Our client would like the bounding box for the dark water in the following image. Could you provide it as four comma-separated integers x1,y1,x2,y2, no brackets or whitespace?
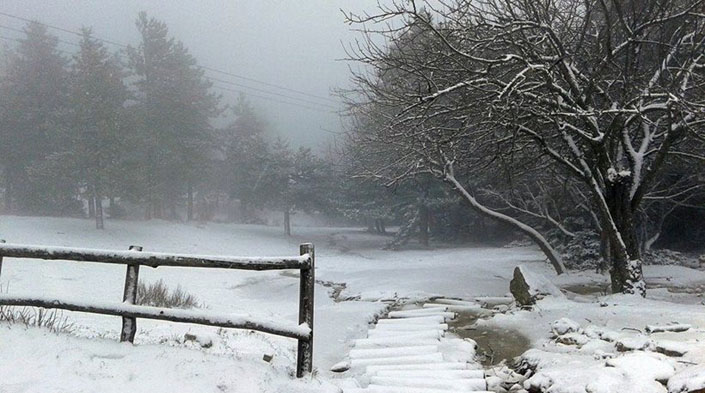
448,311,531,366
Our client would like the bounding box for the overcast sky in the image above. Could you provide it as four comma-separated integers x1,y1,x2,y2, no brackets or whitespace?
0,0,382,150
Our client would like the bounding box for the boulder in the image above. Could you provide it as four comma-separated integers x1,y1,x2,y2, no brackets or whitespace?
667,364,705,393
551,318,581,336
510,265,564,306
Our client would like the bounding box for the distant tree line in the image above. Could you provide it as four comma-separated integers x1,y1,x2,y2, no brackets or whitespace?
0,13,334,233
0,12,510,242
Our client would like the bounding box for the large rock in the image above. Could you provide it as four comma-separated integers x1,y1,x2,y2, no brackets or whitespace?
510,265,564,306
668,364,705,393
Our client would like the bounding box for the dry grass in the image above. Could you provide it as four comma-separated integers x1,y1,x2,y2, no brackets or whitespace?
136,280,200,309
0,283,74,333
0,306,75,333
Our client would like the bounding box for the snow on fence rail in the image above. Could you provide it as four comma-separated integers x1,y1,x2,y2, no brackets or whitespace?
0,241,315,377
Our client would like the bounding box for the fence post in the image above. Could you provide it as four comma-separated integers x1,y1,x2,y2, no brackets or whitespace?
120,245,142,343
0,240,5,282
296,243,315,377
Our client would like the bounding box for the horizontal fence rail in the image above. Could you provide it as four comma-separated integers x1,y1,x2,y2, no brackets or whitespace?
0,242,315,377
0,295,311,340
0,243,311,270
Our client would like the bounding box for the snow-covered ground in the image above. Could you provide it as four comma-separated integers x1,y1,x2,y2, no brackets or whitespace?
0,216,704,392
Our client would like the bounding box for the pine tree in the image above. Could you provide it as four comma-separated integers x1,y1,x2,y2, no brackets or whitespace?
0,22,70,213
220,96,270,221
66,28,129,229
127,12,220,220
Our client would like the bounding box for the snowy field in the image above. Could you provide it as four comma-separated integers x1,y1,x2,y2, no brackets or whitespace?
0,216,704,392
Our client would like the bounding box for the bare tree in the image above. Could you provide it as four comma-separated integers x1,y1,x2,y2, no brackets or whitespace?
344,0,705,294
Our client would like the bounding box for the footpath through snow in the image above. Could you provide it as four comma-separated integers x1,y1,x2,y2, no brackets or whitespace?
331,299,493,393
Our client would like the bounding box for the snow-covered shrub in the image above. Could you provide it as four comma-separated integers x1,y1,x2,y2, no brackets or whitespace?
553,229,695,270
136,280,200,309
554,230,603,270
643,249,693,267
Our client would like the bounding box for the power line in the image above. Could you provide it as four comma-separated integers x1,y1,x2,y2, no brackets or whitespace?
0,11,126,48
210,84,336,113
0,10,340,105
0,24,80,47
200,65,339,104
0,32,338,113
206,75,338,110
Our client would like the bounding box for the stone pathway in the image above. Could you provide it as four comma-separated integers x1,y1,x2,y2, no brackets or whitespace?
335,298,493,393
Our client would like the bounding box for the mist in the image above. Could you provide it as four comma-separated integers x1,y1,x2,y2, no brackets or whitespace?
1,0,380,148
2,1,705,392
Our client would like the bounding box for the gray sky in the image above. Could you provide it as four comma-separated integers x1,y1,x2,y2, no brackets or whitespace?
0,0,381,150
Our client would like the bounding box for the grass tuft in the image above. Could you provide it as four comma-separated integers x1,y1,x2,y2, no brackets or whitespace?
0,305,75,333
136,280,200,309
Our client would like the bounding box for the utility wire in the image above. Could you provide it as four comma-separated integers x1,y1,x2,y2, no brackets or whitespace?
207,75,338,110
0,24,80,47
0,33,338,113
0,10,340,104
0,34,333,114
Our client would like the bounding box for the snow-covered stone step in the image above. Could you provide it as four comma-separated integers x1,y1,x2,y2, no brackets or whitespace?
349,345,439,360
367,328,446,338
431,298,480,307
377,315,447,324
336,303,486,393
365,362,475,374
354,336,440,349
367,330,446,338
388,309,455,319
374,369,485,379
371,323,449,331
423,303,482,313
360,330,443,341
348,352,445,367
370,376,487,391
346,386,491,393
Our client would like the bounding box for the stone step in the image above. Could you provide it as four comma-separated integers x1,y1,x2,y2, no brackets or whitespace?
349,345,439,360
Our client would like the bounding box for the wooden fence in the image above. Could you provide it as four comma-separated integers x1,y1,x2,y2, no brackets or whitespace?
0,242,315,377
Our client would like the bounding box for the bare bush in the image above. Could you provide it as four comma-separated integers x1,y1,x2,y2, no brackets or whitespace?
136,280,200,309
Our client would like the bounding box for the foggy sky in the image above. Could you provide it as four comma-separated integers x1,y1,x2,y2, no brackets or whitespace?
0,0,381,150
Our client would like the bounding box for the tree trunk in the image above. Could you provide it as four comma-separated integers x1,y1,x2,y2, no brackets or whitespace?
153,199,162,220
367,218,375,233
419,204,429,246
95,196,104,230
187,182,194,221
109,197,115,217
4,176,12,213
88,195,96,218
445,173,566,275
598,227,610,274
284,209,291,236
603,180,645,296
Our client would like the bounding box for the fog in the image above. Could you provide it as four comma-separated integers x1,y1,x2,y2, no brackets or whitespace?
1,0,379,149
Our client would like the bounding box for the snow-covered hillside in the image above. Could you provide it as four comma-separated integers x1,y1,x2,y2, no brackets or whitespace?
0,216,546,392
1,216,704,392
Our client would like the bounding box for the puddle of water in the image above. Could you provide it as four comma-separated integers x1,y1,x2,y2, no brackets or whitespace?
448,311,531,367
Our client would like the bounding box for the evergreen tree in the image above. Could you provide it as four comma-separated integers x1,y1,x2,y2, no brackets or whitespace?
66,28,129,228
219,96,271,221
0,22,70,213
127,12,220,220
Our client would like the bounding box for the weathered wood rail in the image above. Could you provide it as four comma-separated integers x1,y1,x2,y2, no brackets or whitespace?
0,242,315,377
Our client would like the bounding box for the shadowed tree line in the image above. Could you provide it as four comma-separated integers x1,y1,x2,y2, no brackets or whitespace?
340,0,705,294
